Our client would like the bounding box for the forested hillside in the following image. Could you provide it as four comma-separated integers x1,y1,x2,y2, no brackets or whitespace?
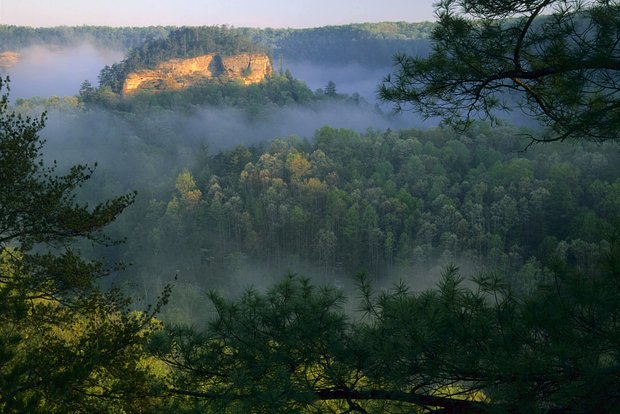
108,124,620,312
1,23,432,101
245,22,432,65
2,0,620,412
0,25,172,51
98,27,268,93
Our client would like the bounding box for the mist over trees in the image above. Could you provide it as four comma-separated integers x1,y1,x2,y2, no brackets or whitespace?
0,25,171,51
1,22,433,102
114,125,620,302
0,22,432,65
1,1,620,412
0,78,166,412
243,22,433,66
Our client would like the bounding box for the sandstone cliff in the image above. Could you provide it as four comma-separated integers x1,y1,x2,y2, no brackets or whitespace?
0,51,20,69
122,53,272,94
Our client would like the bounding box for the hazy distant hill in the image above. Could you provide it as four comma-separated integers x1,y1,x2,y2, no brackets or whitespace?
0,22,432,65
0,23,433,100
0,25,172,51
246,22,433,66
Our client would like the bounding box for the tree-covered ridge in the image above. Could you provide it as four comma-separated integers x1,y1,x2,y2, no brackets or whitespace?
118,124,620,303
3,1,620,410
0,22,433,53
97,27,268,94
0,25,172,52
0,22,432,76
244,22,432,66
124,26,267,67
136,123,620,413
4,82,620,411
74,70,361,115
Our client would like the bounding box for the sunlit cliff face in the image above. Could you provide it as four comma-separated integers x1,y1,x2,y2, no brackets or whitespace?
0,51,20,70
122,53,272,94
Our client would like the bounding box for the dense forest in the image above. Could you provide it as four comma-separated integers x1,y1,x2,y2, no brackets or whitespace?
80,72,367,114
99,123,618,321
2,0,620,412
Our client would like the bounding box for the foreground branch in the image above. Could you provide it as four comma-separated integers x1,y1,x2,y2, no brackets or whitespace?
169,387,492,413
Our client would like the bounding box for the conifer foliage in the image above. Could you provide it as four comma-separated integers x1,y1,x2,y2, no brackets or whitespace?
0,78,162,413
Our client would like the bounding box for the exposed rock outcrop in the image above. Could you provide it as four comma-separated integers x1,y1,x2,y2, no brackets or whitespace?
122,53,272,94
0,52,20,69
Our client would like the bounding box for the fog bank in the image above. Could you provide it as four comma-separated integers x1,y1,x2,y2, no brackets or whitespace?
4,44,123,98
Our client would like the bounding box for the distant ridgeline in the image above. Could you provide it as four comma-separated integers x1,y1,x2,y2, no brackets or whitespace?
245,22,433,67
98,27,271,94
0,22,432,68
0,25,172,52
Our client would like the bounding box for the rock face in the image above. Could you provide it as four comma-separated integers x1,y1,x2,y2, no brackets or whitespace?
122,53,272,94
0,51,20,70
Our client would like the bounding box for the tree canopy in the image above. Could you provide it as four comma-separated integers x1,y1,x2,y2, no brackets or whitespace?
151,255,620,413
0,78,165,412
380,0,620,143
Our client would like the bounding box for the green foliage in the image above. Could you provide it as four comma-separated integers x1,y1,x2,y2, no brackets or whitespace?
243,22,433,67
324,80,337,97
380,0,620,142
14,95,81,114
5,12,620,413
0,78,163,412
90,72,319,113
78,80,95,103
124,123,620,285
152,244,620,412
0,22,434,68
152,274,353,412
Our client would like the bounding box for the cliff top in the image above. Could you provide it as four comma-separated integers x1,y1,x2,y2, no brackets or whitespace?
0,51,20,69
99,27,269,93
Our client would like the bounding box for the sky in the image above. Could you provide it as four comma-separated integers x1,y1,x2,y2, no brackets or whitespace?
0,0,437,28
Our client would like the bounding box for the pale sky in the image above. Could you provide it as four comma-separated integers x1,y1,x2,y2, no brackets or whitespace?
0,0,437,28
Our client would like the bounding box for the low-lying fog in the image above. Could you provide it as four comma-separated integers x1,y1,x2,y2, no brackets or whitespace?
40,101,424,193
5,43,394,101
2,43,432,177
3,43,482,320
5,44,124,98
284,60,393,102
